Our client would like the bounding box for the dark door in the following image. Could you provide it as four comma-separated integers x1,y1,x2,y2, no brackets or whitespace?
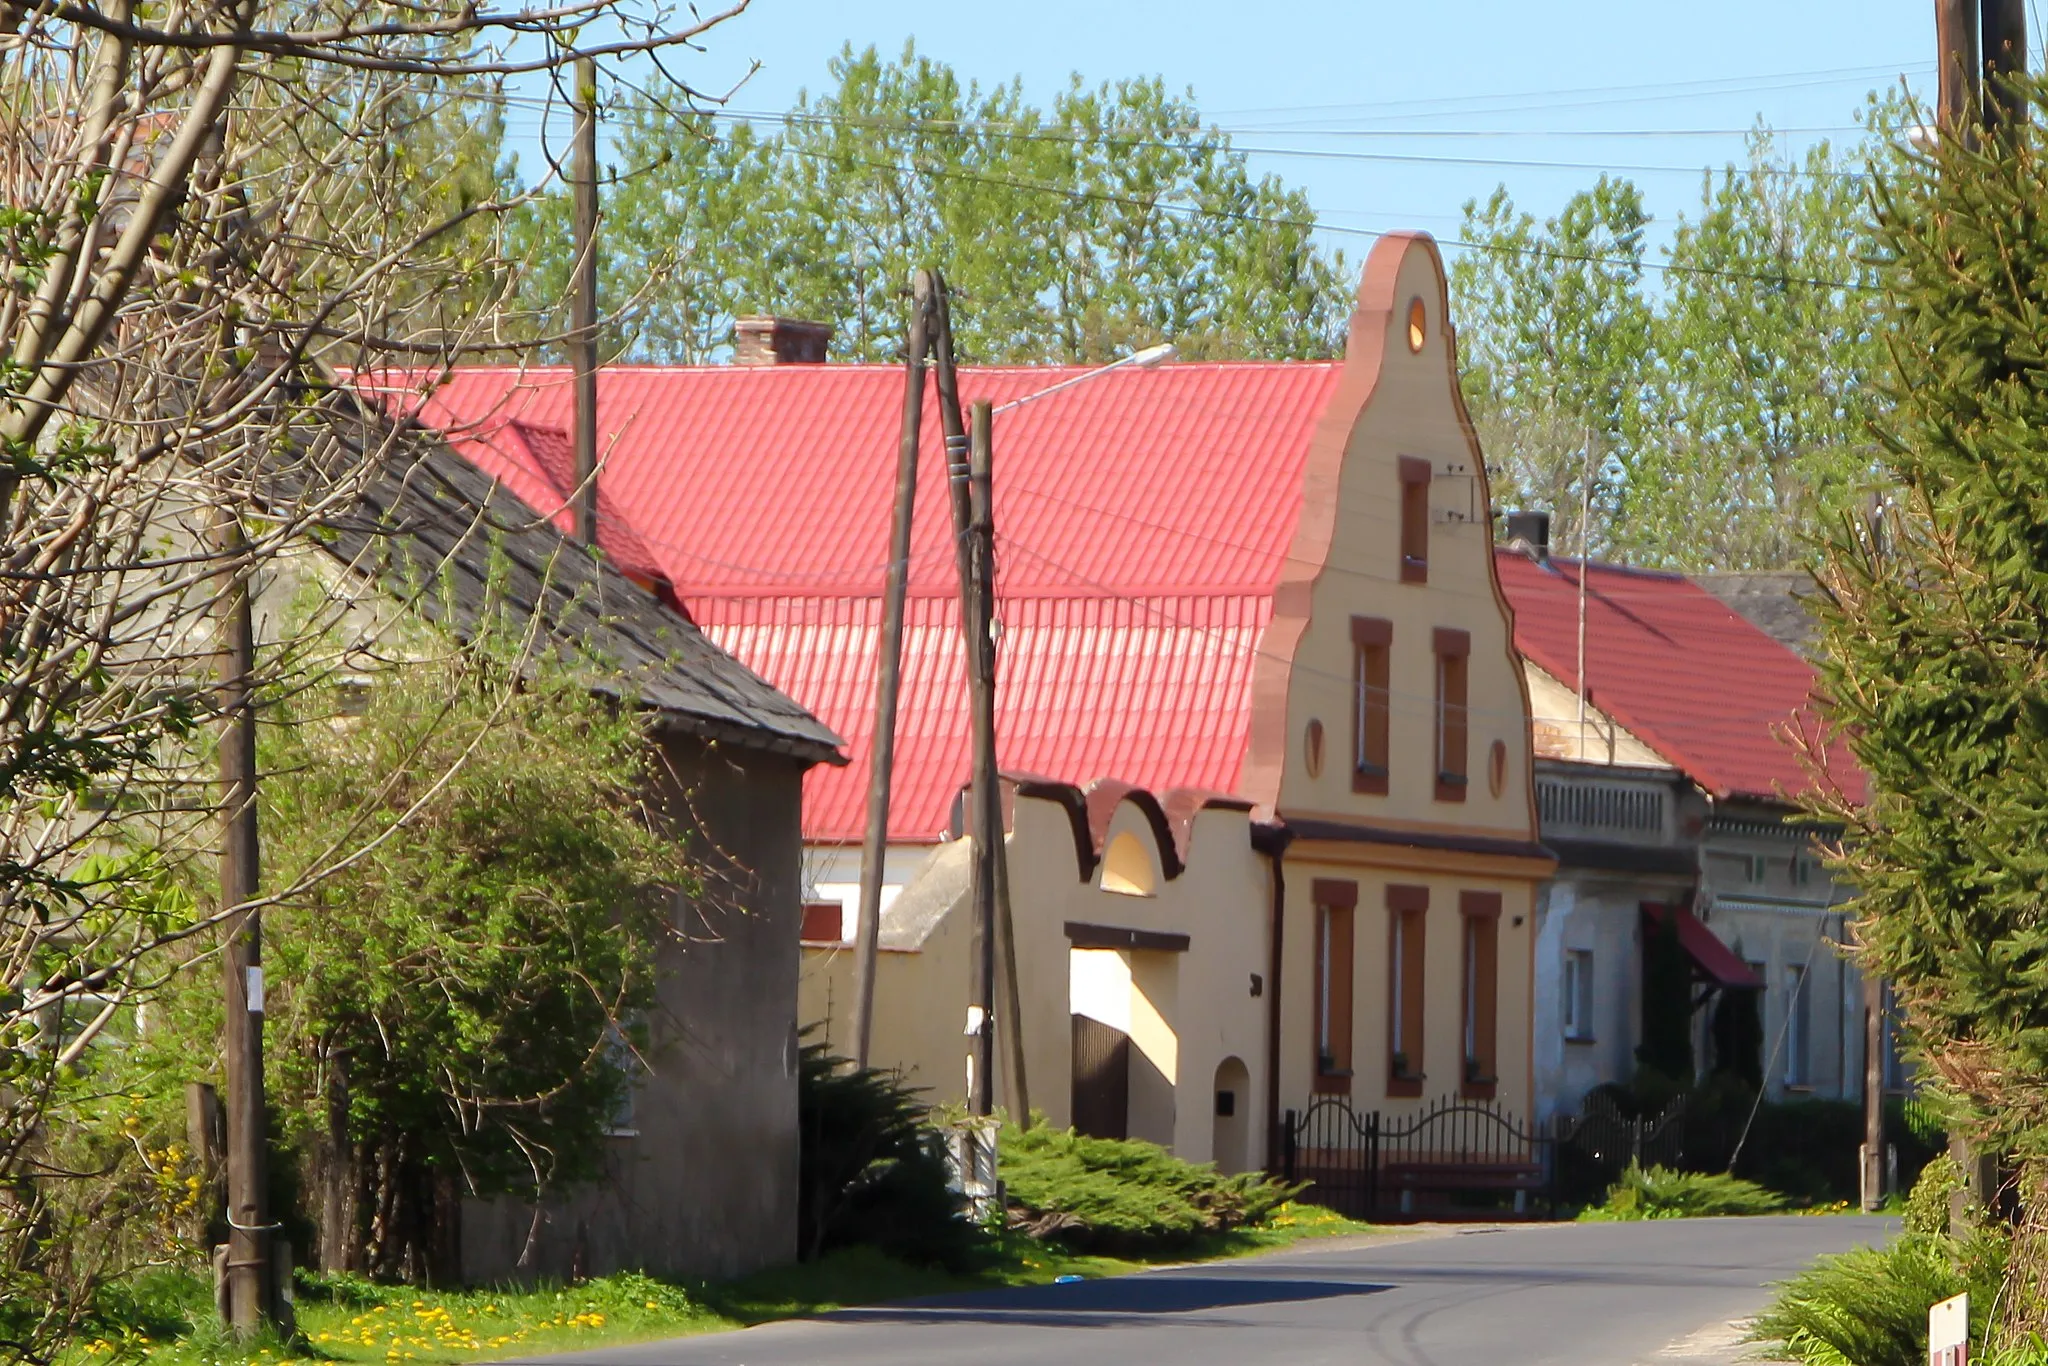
1071,1014,1130,1140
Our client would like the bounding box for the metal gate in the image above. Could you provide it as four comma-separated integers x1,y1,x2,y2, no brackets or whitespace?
1280,1096,1553,1220
1070,1015,1130,1140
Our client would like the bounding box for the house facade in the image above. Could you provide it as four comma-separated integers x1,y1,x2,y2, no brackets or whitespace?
1493,525,1872,1121
283,435,842,1282
407,232,1551,1175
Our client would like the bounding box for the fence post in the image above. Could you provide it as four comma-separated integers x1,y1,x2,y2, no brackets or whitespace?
1366,1111,1381,1219
1282,1109,1298,1183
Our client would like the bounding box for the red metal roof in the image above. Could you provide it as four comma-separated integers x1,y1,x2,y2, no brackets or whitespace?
378,363,1340,839
1495,551,1863,806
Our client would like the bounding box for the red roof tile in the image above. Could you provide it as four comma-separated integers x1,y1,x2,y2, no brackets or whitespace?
378,363,1339,839
1495,551,1862,806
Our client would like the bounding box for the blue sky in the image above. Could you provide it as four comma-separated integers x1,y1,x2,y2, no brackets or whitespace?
508,1,1955,265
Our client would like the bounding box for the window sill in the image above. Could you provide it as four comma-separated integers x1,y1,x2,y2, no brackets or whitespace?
1352,764,1389,796
1401,557,1428,585
1784,1083,1816,1094
604,1128,641,1139
1564,1033,1598,1046
1434,777,1468,804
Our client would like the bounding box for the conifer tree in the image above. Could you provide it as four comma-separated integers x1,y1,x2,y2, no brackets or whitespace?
1811,77,2048,1320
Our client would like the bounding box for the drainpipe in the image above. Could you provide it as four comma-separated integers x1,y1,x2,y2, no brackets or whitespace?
1254,821,1293,1175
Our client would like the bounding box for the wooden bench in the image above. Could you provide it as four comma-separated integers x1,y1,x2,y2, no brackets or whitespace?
1382,1160,1548,1217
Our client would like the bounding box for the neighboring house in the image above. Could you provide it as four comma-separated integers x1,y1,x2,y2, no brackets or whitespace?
403,232,1554,1173
1492,518,1870,1121
278,428,842,1281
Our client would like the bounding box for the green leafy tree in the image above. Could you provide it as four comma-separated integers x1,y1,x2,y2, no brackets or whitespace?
1451,177,1653,559
512,42,1352,363
1811,77,2048,1323
1619,128,1887,568
119,626,693,1285
1452,114,1893,569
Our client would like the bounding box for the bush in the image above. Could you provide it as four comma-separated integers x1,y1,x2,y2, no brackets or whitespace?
1580,1164,1788,1221
797,1041,983,1270
1749,1235,1993,1366
998,1124,1299,1256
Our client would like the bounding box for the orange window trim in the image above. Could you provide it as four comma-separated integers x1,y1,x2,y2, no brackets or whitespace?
1399,456,1431,584
1351,616,1392,795
1433,627,1471,804
1312,878,1358,1094
1386,883,1428,1099
1460,891,1502,1100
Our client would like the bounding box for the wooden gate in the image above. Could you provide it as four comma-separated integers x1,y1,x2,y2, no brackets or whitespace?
1070,1015,1129,1139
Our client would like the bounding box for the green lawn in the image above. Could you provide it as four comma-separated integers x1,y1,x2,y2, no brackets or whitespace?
92,1202,1369,1366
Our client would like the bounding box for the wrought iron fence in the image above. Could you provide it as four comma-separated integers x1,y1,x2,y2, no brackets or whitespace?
1279,1092,1720,1219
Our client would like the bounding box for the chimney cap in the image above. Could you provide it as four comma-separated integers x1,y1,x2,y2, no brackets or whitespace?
734,315,833,366
1502,509,1551,564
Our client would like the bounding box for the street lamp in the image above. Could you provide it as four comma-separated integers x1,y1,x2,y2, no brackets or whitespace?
990,343,1178,416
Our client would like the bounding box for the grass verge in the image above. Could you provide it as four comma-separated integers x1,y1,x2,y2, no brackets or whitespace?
86,1202,1368,1366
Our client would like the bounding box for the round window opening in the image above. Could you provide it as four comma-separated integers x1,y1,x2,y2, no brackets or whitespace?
1488,739,1509,798
1304,718,1325,779
1406,297,1427,352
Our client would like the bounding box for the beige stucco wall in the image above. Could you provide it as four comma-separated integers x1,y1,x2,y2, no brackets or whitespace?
1256,234,1549,1126
1275,858,1538,1121
1524,663,1673,767
802,793,1272,1168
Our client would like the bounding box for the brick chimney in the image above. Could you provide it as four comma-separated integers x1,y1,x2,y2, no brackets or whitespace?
733,316,833,366
1502,509,1551,563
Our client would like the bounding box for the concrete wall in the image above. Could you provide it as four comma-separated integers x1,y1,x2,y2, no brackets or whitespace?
463,734,809,1283
800,792,1273,1168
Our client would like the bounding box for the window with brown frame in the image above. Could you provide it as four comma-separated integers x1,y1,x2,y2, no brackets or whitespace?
1399,456,1431,583
1460,891,1501,1099
1386,884,1428,1098
799,902,844,943
1312,879,1357,1093
1433,627,1470,803
1351,616,1391,795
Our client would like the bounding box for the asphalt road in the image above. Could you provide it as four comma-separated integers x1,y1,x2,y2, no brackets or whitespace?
524,1215,1895,1366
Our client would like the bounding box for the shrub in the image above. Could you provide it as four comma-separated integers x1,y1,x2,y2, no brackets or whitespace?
1579,1164,1788,1221
797,1041,983,1270
1905,1154,1966,1237
1749,1235,1993,1366
998,1124,1300,1256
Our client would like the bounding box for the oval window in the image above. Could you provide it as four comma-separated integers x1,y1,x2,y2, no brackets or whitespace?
1488,739,1509,798
1304,718,1325,779
1407,297,1427,352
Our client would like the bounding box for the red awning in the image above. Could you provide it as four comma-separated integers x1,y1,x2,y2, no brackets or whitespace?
1642,903,1763,990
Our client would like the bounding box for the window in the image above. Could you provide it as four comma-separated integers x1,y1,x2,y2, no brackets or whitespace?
1433,628,1471,803
1399,456,1431,583
1351,617,1392,795
1100,831,1157,896
1312,880,1357,1093
1563,949,1595,1041
603,1023,643,1137
800,902,845,943
1792,853,1815,887
1785,963,1811,1088
1387,884,1428,1097
1460,892,1501,1099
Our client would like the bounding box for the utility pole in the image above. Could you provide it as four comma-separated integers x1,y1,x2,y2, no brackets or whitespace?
214,506,271,1333
1862,973,1886,1211
850,272,933,1068
1937,0,1979,137
928,280,1028,1122
569,54,600,546
1981,0,2027,139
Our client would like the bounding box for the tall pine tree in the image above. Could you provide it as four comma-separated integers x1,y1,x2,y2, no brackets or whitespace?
1812,76,2048,1323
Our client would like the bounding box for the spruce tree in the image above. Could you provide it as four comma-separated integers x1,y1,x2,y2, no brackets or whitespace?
1811,78,2048,1319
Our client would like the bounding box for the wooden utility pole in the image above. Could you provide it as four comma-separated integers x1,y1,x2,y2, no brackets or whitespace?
569,55,600,545
214,507,272,1333
1937,0,1980,136
1981,0,2028,138
928,281,1028,1122
1862,973,1886,1211
850,271,933,1068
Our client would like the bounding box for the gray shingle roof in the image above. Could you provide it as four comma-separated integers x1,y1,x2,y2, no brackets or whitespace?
1693,571,1819,660
313,427,843,765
